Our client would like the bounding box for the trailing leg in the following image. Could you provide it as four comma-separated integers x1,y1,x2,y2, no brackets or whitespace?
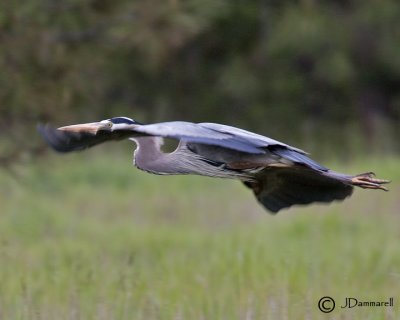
351,172,390,191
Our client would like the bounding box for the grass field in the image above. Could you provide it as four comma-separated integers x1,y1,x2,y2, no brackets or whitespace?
0,149,399,319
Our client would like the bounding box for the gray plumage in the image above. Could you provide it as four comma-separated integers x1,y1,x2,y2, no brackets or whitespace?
38,117,390,214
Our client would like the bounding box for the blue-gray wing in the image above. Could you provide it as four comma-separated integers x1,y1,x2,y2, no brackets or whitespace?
132,121,266,154
137,122,327,171
199,123,307,154
39,121,266,154
199,122,327,171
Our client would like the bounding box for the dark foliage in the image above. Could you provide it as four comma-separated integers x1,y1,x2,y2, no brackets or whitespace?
1,0,399,166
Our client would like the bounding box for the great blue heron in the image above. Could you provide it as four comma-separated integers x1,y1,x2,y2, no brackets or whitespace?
38,117,390,213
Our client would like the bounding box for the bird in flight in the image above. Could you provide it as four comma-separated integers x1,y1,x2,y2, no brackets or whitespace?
38,117,390,214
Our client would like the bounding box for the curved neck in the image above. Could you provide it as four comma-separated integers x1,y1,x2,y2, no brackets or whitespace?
133,136,164,160
132,137,183,174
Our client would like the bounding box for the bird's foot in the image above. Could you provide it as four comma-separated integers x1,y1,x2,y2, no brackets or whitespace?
351,172,390,191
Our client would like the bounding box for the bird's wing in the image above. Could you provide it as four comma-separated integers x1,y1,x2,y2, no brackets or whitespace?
199,123,327,171
244,166,353,214
131,121,266,154
37,125,134,153
38,121,317,162
199,123,307,154
39,121,266,154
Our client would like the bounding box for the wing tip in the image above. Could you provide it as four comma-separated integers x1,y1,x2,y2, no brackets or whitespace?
257,186,353,214
37,124,80,153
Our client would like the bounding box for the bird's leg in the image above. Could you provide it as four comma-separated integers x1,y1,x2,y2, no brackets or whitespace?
351,172,390,191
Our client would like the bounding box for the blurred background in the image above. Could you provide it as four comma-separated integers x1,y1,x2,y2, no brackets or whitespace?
0,1,399,319
1,0,399,166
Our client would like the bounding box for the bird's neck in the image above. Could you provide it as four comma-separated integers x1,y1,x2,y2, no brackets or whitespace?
132,136,178,175
133,136,164,160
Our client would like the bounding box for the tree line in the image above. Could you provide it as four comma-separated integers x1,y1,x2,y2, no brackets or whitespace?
1,0,399,167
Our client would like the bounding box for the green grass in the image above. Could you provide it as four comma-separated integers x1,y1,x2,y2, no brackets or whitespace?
0,150,399,319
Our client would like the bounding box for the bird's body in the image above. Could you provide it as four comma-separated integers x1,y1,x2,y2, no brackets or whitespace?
38,117,389,213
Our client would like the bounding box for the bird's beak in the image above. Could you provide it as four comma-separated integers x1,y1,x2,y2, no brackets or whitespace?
58,122,108,134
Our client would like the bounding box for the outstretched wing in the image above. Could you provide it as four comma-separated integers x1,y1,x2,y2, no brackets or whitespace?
199,123,307,154
244,166,353,214
39,121,319,171
39,121,270,154
198,122,327,171
132,121,266,154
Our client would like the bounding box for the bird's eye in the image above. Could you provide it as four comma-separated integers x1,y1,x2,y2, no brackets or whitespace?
101,121,113,128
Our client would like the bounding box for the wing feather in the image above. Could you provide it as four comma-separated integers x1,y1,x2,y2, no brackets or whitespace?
37,125,133,153
199,123,307,154
269,146,328,171
244,166,353,214
125,121,266,154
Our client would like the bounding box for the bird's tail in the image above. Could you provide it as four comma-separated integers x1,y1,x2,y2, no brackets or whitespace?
324,171,390,191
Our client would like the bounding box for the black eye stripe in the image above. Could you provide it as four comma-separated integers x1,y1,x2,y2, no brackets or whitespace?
109,117,141,125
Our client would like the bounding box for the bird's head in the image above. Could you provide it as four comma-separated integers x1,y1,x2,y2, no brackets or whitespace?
58,116,143,134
